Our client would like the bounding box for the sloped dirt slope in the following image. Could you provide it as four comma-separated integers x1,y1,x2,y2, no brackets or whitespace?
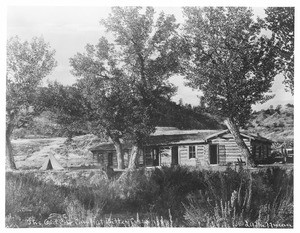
12,135,103,170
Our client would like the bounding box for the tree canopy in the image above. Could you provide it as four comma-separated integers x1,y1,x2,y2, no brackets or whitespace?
181,7,277,126
181,7,278,166
68,7,181,169
264,7,294,94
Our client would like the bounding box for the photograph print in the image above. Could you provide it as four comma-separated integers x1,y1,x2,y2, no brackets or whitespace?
5,5,294,228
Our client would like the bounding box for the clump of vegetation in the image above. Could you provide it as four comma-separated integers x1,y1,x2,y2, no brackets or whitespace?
5,166,293,228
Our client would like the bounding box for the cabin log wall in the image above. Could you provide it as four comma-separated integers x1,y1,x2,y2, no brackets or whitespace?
91,132,272,168
178,145,197,166
210,137,251,164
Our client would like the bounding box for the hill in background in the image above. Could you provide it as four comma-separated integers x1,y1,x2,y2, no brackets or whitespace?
12,100,224,140
154,100,224,130
12,101,293,144
245,104,294,143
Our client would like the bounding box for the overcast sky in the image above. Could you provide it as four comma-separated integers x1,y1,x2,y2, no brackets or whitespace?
7,6,294,110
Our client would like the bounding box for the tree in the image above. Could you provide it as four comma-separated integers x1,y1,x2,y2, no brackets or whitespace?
66,37,124,169
181,7,278,166
69,7,180,169
101,7,180,168
6,36,57,170
264,7,294,94
70,36,160,169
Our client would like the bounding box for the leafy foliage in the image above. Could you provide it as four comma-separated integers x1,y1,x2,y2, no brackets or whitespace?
7,36,57,114
181,7,277,126
66,7,182,168
70,7,181,145
70,39,144,142
264,7,294,94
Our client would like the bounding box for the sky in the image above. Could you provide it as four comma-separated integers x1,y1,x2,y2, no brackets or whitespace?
6,5,294,111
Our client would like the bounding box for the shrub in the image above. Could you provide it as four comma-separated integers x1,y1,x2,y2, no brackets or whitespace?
6,172,69,221
6,167,293,228
112,168,159,213
108,166,206,221
183,168,293,228
12,128,28,139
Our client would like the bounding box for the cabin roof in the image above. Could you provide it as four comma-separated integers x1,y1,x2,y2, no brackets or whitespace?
205,129,272,143
152,128,218,136
147,130,220,146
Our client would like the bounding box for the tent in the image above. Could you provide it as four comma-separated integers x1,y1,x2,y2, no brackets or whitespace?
40,154,64,170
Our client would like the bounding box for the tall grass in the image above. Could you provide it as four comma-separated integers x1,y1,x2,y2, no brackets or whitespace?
5,166,293,228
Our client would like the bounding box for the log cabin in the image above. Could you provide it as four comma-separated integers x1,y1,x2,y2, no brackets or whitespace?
89,127,272,168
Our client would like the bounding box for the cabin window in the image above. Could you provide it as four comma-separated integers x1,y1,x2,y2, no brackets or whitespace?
189,146,196,159
287,149,294,155
145,147,153,166
97,153,103,163
124,150,130,167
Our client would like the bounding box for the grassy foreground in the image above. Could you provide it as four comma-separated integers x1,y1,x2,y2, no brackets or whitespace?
6,166,293,228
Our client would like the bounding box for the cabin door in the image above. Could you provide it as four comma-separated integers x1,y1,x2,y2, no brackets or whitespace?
171,146,179,165
108,152,113,167
153,148,159,166
209,144,218,164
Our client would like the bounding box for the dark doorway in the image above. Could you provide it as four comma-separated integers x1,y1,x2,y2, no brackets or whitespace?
153,148,159,166
108,152,113,166
209,144,218,164
171,146,179,165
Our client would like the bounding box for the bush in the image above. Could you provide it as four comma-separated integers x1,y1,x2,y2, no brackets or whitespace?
115,166,207,221
183,168,293,228
12,128,28,139
112,168,160,213
6,172,69,221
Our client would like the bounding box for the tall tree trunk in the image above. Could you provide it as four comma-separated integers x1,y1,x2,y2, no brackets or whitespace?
128,144,140,169
6,124,17,170
224,117,255,167
112,138,125,169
